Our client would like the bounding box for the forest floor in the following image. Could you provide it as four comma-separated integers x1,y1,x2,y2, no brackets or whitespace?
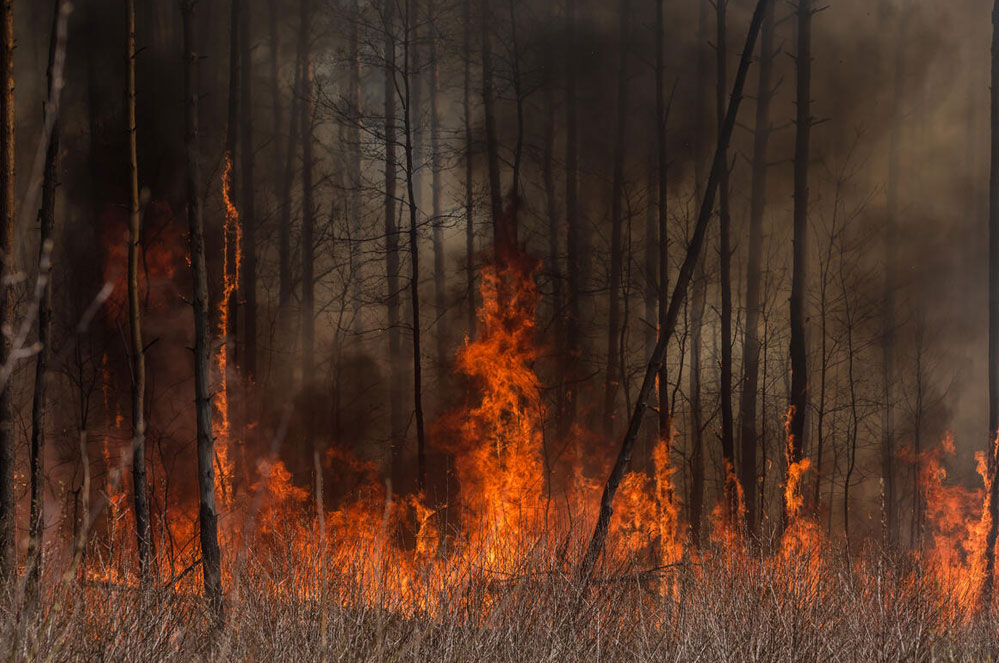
2,540,998,662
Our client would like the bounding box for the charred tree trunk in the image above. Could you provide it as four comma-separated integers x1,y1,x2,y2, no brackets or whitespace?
0,0,13,581
602,0,630,440
655,0,669,444
349,0,364,328
224,0,240,371
738,0,773,538
240,0,258,384
481,0,507,256
384,0,404,482
786,0,813,526
404,0,428,492
300,0,315,390
182,0,223,616
581,0,771,578
717,0,737,520
277,9,301,388
28,0,67,593
544,0,563,428
126,0,152,578
463,0,475,337
983,0,999,607
880,0,907,548
561,0,580,440
429,0,445,371
687,0,710,548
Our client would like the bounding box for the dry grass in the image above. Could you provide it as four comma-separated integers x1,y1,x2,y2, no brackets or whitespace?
2,535,998,662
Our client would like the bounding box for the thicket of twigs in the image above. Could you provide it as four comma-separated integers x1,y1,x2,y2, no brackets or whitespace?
2,533,997,662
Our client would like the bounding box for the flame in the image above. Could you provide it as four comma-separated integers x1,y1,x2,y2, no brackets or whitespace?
214,152,242,507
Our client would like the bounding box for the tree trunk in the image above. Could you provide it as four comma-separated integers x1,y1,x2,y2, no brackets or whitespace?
239,0,258,384
182,0,223,616
300,0,314,389
717,0,737,521
880,0,907,548
28,0,67,594
429,0,445,371
655,0,669,444
687,0,710,548
0,0,13,582
786,0,812,526
463,0,475,337
738,0,773,538
581,0,771,578
126,0,152,578
982,0,999,607
480,0,507,256
349,0,363,328
602,0,630,440
224,0,240,374
276,8,301,389
384,0,404,481
404,0,428,492
561,0,580,440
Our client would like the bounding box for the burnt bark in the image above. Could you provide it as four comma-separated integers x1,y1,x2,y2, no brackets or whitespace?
602,0,630,441
28,0,67,593
239,0,258,383
983,0,999,607
182,0,223,616
0,0,13,581
404,0,428,492
126,0,152,578
786,0,813,526
738,0,774,538
717,0,737,520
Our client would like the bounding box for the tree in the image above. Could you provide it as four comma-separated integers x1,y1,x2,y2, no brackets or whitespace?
384,0,405,482
581,0,772,578
716,0,737,521
429,0,446,371
602,0,631,440
561,0,580,440
785,0,813,526
28,0,69,595
738,0,774,538
182,0,223,616
240,0,258,384
983,0,999,607
125,0,152,579
0,0,14,582
403,0,428,492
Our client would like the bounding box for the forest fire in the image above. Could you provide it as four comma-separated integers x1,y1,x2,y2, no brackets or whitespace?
8,0,999,659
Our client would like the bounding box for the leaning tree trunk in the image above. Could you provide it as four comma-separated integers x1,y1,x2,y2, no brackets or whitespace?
28,0,68,594
182,0,223,617
738,0,774,539
785,0,812,527
581,0,772,579
982,0,999,607
717,0,737,521
602,0,630,440
125,0,152,578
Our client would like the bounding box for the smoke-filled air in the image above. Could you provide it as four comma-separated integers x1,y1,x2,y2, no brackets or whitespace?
2,0,999,660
